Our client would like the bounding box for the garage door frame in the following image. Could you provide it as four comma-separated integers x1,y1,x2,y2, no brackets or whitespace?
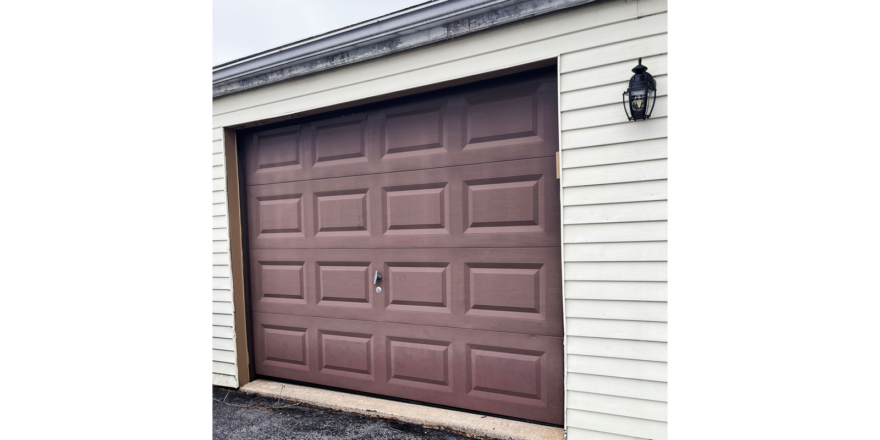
223,60,564,405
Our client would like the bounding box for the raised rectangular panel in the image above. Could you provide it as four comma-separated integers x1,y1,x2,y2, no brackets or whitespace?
314,117,366,165
383,183,447,234
383,106,444,156
257,194,302,234
314,189,369,235
256,128,300,171
467,345,544,405
386,263,449,312
316,262,371,307
465,175,542,233
259,262,305,302
262,325,308,370
463,81,544,150
465,263,542,319
387,337,451,392
318,330,373,378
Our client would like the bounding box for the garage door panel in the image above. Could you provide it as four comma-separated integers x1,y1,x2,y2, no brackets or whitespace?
243,74,558,186
252,312,564,424
249,247,563,336
246,157,559,249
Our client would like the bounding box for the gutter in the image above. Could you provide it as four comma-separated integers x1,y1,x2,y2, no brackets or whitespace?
212,0,597,98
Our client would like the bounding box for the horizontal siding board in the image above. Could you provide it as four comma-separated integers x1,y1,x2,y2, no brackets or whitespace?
561,33,667,74
213,337,236,351
567,390,667,422
565,300,667,322
561,53,667,93
212,139,223,154
213,178,226,191
213,240,229,253
567,426,645,440
213,289,232,302
561,75,667,113
212,128,223,141
566,336,667,362
565,262,667,281
565,222,667,244
213,373,238,388
567,409,666,440
564,201,667,224
564,180,667,206
213,325,234,338
567,317,667,342
212,361,238,376
213,9,669,128
213,253,231,266
212,165,225,179
567,373,667,402
638,0,669,16
213,277,232,289
213,265,231,277
562,139,667,169
565,281,667,301
211,229,229,241
563,160,667,188
568,355,666,382
213,301,234,314
213,313,235,327
211,203,227,217
213,190,227,204
213,152,224,166
213,215,229,228
564,242,667,262
213,348,236,363
562,96,667,132
563,117,667,150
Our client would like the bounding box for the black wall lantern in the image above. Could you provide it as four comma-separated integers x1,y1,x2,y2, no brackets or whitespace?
622,57,657,121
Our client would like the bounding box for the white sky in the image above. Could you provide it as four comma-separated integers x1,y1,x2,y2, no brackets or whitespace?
213,0,432,66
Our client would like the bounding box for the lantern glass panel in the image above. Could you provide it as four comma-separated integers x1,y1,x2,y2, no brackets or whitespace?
630,89,646,111
623,91,633,121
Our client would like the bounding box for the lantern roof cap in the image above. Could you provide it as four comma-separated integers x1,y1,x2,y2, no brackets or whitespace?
631,57,649,74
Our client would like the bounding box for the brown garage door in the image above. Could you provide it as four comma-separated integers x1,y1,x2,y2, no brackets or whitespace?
240,68,563,424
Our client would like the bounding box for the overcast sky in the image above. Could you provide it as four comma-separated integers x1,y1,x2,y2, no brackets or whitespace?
213,0,431,66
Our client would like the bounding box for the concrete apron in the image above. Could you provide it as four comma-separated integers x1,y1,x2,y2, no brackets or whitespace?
239,379,563,440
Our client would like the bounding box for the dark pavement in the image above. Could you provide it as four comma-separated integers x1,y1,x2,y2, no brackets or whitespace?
213,387,475,440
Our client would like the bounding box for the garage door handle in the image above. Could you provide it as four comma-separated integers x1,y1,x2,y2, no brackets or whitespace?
373,270,382,284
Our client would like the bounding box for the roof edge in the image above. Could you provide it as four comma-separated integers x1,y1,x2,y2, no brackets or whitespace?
213,0,597,98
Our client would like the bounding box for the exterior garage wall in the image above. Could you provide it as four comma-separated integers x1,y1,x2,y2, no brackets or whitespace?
558,10,667,439
212,0,667,436
213,128,239,388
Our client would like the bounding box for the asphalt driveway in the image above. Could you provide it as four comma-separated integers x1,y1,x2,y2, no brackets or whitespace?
213,387,474,439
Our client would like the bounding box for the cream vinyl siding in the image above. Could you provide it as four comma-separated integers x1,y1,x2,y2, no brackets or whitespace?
212,130,238,388
559,1,667,436
211,0,667,436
